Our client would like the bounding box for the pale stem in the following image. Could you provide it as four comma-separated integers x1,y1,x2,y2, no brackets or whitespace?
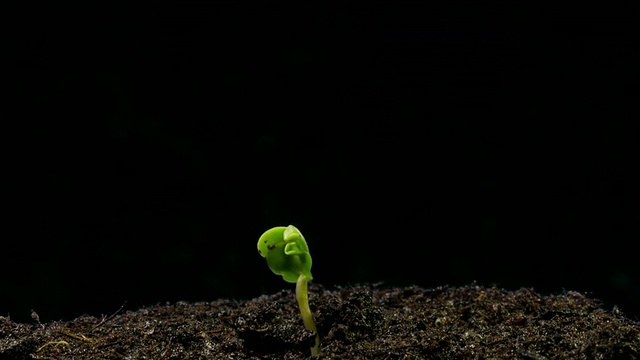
296,274,320,356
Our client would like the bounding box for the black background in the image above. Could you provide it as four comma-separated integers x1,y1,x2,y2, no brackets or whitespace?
5,1,639,324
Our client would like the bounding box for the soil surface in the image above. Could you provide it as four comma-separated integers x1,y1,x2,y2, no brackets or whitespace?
1,283,639,359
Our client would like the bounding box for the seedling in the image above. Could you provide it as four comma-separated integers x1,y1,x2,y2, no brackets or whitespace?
257,225,320,356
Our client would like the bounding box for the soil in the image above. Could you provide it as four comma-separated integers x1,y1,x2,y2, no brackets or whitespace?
1,283,638,359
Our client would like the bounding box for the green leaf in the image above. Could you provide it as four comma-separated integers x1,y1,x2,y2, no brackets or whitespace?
257,225,313,283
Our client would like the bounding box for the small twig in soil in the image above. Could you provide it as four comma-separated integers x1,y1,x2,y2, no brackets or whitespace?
36,340,70,352
89,301,127,333
57,329,94,343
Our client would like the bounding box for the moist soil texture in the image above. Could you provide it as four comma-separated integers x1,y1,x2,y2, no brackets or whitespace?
1,283,639,359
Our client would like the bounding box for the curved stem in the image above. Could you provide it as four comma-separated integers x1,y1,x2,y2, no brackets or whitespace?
296,274,320,356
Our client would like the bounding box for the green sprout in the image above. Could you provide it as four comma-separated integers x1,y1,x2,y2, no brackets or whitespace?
257,225,320,356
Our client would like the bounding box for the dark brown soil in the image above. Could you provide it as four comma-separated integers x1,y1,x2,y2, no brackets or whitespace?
1,283,638,359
